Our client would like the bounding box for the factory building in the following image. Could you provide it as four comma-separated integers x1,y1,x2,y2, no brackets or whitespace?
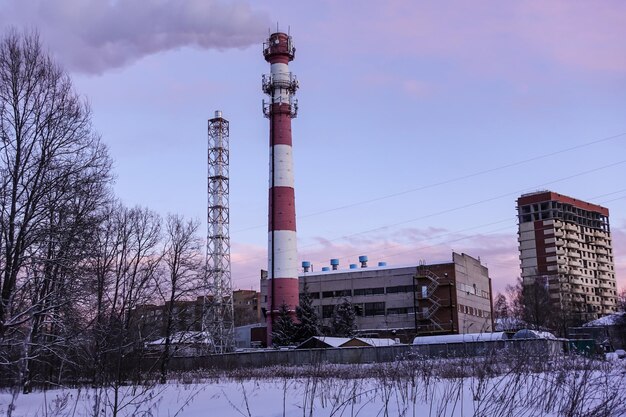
517,190,619,322
260,252,494,343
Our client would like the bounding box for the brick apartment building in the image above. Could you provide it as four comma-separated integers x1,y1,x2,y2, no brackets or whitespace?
517,190,619,322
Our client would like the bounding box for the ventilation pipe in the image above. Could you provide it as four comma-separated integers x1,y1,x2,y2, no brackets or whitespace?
358,255,368,268
330,258,339,270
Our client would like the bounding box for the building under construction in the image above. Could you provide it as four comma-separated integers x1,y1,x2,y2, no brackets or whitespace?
260,252,494,343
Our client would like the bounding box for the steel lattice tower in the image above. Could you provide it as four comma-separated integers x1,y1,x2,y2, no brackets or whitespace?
204,110,234,353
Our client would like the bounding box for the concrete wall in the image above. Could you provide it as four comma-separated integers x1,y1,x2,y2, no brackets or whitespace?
142,339,564,372
259,253,494,342
453,253,493,333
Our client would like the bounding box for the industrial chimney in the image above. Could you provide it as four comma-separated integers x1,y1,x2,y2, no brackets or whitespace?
262,31,299,346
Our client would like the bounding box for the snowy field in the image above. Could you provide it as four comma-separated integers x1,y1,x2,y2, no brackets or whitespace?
2,356,625,416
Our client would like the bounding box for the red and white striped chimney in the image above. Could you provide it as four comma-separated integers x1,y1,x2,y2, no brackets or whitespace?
262,32,299,346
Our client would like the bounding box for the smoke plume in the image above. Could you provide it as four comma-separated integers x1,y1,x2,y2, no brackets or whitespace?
0,0,270,74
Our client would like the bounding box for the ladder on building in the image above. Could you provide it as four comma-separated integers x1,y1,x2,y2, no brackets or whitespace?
414,266,445,332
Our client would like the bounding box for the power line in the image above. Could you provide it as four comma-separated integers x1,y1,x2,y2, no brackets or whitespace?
285,159,626,255
232,131,626,234
229,182,626,287
230,160,626,270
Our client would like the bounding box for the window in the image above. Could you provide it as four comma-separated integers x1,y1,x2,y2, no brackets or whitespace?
386,285,413,294
364,302,385,316
387,307,408,315
322,290,352,298
354,287,384,296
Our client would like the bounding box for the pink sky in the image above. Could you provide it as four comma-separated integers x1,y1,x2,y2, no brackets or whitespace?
1,0,624,296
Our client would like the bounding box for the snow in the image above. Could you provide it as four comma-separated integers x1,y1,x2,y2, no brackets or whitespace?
583,312,625,327
352,337,399,347
298,336,401,348
298,260,450,277
494,317,526,331
3,359,625,417
312,336,351,347
512,329,556,340
413,332,508,345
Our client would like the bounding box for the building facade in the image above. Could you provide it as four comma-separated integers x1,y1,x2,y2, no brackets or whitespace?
517,191,618,322
233,289,261,326
132,290,261,341
260,252,493,342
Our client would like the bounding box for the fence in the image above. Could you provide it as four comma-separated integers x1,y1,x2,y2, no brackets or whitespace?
141,338,565,372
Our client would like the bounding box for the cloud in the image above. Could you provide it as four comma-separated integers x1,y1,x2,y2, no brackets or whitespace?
0,0,270,74
231,226,521,293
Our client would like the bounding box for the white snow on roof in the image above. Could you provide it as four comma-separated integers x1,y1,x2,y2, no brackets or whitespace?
583,312,625,327
298,261,450,277
413,332,508,345
353,337,398,347
512,329,556,340
313,336,352,347
494,317,526,331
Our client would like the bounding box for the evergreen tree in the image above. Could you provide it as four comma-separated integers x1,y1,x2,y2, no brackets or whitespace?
331,298,357,337
296,284,320,342
271,303,297,347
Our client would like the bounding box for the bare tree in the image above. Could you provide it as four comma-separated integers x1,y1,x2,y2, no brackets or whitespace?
0,29,112,392
85,205,162,415
157,214,201,383
493,293,509,321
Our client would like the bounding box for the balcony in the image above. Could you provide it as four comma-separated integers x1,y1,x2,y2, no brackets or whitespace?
598,265,610,272
570,277,584,286
554,230,564,238
566,232,578,241
556,249,565,256
594,230,607,238
600,281,613,289
569,268,583,276
597,272,610,279
555,239,565,246
595,248,608,256
565,223,578,232
597,256,609,264
568,260,582,267
571,286,585,295
566,242,580,250
594,239,609,248
568,251,581,258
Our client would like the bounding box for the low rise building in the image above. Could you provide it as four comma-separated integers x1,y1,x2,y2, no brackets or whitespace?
260,252,493,343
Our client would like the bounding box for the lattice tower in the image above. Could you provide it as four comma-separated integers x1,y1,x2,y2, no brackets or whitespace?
204,110,234,353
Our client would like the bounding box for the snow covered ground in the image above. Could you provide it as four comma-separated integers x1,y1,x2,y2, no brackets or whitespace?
2,357,625,416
